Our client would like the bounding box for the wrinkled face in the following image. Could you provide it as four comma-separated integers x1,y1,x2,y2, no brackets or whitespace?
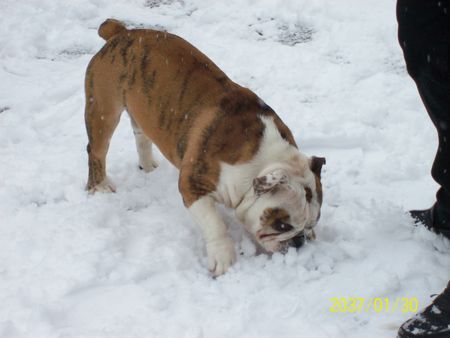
241,156,325,253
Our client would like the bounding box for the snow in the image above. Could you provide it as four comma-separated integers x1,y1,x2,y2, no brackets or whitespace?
1,0,449,337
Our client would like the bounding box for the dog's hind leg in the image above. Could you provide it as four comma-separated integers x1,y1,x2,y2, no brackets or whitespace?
85,96,123,193
129,116,159,172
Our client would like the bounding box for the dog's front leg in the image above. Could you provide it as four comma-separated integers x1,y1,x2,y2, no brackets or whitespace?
189,196,236,276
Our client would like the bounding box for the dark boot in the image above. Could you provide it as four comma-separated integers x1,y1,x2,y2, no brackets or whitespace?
409,206,450,240
398,282,450,338
410,208,434,229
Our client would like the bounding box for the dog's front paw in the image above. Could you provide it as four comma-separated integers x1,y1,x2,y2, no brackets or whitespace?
206,237,236,277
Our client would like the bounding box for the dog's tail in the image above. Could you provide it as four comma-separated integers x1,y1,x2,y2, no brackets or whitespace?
98,19,127,40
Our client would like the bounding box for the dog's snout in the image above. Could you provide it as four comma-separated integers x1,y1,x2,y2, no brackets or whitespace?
290,233,306,248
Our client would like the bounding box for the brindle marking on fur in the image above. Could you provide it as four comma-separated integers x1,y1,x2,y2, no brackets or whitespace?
158,108,166,129
260,207,290,228
106,36,123,63
177,133,187,159
198,111,225,157
142,66,156,107
119,72,127,84
87,157,105,188
305,187,313,203
178,67,197,107
127,53,137,89
158,96,171,129
143,70,156,93
88,73,94,92
172,66,183,82
128,67,137,88
86,60,95,91
120,38,134,65
195,160,209,175
175,107,199,161
164,108,176,133
172,112,186,143
140,44,151,88
214,75,228,88
183,92,203,117
181,110,229,201
187,174,216,201
109,35,122,52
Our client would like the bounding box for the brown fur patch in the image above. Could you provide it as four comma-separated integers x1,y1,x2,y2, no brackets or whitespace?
253,172,288,196
305,187,313,203
260,207,290,228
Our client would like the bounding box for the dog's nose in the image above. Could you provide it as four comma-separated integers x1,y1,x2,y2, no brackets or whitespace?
290,233,306,248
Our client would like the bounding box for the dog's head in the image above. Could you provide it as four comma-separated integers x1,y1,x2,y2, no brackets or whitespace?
240,156,325,253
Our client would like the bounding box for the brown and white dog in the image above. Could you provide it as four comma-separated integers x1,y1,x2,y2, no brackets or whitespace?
85,19,325,276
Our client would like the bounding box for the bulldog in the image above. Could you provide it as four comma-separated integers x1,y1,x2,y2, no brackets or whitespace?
85,19,326,276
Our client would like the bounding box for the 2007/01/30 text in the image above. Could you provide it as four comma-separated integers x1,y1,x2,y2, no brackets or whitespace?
329,297,419,313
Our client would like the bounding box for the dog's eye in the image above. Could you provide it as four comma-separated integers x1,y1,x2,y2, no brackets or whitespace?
272,220,293,232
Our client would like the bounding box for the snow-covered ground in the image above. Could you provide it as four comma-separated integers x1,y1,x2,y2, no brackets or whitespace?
1,0,449,337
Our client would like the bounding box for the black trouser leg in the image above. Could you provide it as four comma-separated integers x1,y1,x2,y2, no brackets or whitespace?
415,72,450,229
397,0,450,230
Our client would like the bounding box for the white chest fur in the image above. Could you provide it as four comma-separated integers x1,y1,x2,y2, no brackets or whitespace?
212,116,312,209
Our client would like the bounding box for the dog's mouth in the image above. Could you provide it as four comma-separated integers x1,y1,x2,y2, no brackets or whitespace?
259,233,278,240
258,230,306,251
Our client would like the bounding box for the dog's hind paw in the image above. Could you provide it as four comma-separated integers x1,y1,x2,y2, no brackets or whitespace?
139,159,159,173
87,177,116,194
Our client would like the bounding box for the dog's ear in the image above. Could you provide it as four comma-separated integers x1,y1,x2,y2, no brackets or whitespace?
310,156,326,178
253,169,288,196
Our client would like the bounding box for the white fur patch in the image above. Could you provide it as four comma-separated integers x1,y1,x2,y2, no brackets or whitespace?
189,196,236,276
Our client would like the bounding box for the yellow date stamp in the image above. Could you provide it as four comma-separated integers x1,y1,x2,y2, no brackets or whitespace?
329,297,419,313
